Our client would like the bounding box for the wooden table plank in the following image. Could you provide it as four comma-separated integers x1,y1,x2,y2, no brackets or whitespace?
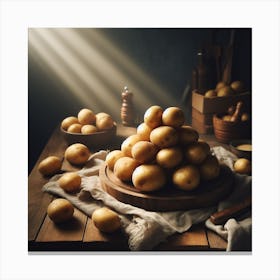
28,128,68,241
206,229,227,250
155,224,209,251
83,217,129,250
36,207,87,242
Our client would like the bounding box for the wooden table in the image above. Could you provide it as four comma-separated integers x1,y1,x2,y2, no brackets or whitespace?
28,124,229,251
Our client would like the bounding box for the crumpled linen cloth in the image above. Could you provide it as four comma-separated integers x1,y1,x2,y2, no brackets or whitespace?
42,146,252,251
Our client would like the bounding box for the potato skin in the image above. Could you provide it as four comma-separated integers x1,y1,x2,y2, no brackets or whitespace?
150,126,178,148
156,147,183,169
178,126,199,145
114,157,139,181
131,141,158,163
162,107,185,128
173,165,200,191
58,172,81,192
38,156,62,176
136,122,152,141
65,143,91,165
132,164,166,192
92,207,121,233
121,134,142,157
184,142,210,165
96,114,114,130
67,123,82,133
81,124,98,134
47,198,74,223
77,108,96,125
199,155,220,181
144,105,163,129
61,116,79,131
105,150,125,170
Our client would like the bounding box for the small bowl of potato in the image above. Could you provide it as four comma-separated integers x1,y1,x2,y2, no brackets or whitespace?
60,108,117,148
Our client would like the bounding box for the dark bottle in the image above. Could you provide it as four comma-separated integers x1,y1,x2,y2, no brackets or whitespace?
196,51,213,94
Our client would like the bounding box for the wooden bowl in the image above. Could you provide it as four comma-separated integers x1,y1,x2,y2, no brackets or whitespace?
99,163,234,212
213,114,251,143
61,123,117,148
229,139,252,160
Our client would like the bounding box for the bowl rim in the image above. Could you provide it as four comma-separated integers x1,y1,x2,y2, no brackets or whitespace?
60,122,117,136
229,139,252,151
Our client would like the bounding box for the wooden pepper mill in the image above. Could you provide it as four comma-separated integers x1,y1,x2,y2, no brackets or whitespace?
121,86,135,126
230,101,243,122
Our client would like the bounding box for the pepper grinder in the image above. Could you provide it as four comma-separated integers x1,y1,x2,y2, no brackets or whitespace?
121,86,135,126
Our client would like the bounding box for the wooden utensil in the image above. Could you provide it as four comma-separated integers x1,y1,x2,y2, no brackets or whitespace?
210,195,251,225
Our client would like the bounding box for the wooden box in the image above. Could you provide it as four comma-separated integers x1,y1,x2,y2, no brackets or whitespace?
192,108,213,126
192,90,251,114
192,117,213,135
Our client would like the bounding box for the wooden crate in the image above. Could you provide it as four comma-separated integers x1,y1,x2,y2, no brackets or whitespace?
192,90,251,114
192,117,213,135
192,108,213,126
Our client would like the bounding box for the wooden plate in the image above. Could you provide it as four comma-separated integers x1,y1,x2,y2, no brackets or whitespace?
99,163,234,212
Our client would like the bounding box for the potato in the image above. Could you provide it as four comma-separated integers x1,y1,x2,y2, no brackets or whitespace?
241,113,250,122
173,165,200,191
92,207,121,233
162,107,185,128
178,126,199,145
131,141,158,163
231,80,244,93
136,122,152,141
217,86,234,97
58,172,81,192
144,105,163,129
132,164,166,192
199,155,220,181
114,157,139,181
61,116,79,131
121,134,142,157
81,124,98,134
216,81,228,91
47,198,74,223
204,89,217,98
77,108,96,125
156,147,183,169
67,123,82,133
38,156,62,176
105,150,125,170
65,143,91,165
96,113,114,130
185,142,210,165
234,158,251,175
150,126,178,148
198,139,211,152
222,115,232,122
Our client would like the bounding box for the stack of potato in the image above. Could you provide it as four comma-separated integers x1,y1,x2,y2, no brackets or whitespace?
106,105,220,192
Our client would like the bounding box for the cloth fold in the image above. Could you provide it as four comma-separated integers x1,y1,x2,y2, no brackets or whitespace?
42,147,252,251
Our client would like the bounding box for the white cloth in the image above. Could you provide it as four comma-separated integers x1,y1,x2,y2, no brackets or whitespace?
42,147,252,251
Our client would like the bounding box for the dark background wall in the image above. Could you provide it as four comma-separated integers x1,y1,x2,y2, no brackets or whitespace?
28,28,251,173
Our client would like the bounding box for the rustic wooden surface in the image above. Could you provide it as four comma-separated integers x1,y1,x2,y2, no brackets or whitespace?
28,124,229,251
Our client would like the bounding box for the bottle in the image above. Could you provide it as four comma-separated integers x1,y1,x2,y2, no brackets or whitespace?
121,86,135,126
196,51,212,94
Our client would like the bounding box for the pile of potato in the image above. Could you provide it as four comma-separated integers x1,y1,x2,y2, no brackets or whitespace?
204,80,245,98
106,105,221,192
61,108,115,134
